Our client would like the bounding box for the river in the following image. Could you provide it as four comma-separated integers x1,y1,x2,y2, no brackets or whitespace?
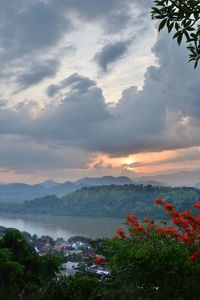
0,214,124,240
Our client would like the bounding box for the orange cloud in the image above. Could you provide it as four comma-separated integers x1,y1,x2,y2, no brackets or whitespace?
90,147,200,175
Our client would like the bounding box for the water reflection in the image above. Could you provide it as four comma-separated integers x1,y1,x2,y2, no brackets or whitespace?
0,214,124,239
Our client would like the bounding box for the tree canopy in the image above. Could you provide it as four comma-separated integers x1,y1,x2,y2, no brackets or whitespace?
0,229,63,300
152,0,200,67
0,184,199,219
1,201,200,299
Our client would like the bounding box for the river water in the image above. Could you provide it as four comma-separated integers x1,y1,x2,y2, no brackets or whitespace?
0,214,124,240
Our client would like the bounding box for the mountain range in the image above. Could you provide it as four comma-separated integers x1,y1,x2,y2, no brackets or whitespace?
0,173,199,202
0,176,135,202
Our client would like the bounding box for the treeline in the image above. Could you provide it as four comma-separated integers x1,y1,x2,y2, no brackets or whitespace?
0,229,62,299
0,184,200,219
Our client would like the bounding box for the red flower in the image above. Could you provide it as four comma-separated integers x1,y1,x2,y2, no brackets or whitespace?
115,198,200,259
156,226,165,234
193,203,200,210
155,198,164,205
190,252,200,262
181,210,192,218
126,214,139,227
165,227,175,235
135,226,146,235
94,256,106,264
116,227,126,239
144,217,155,225
169,211,179,218
164,203,174,211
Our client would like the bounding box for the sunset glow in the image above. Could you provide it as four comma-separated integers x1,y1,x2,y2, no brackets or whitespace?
0,1,200,185
122,158,135,165
89,147,200,177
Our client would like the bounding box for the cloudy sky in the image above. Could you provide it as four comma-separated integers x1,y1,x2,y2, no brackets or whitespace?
0,0,200,184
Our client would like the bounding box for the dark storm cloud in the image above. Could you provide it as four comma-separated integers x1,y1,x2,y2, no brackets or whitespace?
0,0,74,88
0,0,73,62
40,33,200,156
61,74,96,92
94,40,132,72
0,135,90,172
35,74,110,145
0,0,134,83
1,33,200,159
16,59,60,91
47,84,61,98
0,0,150,92
46,73,96,97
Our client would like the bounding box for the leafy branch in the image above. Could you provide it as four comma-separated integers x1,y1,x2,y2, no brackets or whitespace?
152,0,200,68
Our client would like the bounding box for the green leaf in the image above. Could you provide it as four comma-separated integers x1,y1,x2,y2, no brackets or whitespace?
194,12,199,21
188,46,197,55
187,27,195,31
173,31,181,39
168,22,174,33
177,32,183,45
194,60,199,69
175,23,180,31
180,6,191,13
191,33,197,39
158,18,167,31
152,7,161,14
184,30,190,41
184,20,192,28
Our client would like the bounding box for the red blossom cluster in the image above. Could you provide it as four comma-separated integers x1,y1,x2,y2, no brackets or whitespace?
115,227,126,240
115,198,200,262
94,256,106,264
190,251,200,262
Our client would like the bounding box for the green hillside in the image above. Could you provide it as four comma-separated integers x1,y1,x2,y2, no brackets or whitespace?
0,184,199,219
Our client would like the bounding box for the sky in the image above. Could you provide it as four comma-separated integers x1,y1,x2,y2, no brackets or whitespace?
0,0,200,184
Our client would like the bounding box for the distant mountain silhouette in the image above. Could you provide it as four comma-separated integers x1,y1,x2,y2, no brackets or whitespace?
50,182,77,197
39,180,59,189
0,176,134,202
1,173,199,203
75,176,134,187
0,183,47,202
136,170,200,187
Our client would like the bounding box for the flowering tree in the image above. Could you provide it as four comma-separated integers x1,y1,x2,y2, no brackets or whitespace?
102,199,200,299
117,199,200,252
36,199,200,299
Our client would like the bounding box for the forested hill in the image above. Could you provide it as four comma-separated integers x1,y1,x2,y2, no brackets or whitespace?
0,184,200,219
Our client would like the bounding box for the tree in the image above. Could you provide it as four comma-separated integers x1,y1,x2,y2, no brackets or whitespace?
89,200,200,299
152,0,200,68
0,249,24,300
0,229,63,299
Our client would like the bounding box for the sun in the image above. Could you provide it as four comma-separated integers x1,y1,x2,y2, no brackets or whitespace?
123,158,134,165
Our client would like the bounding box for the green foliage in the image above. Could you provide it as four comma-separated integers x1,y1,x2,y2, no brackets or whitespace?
152,0,200,67
1,221,200,299
0,184,199,219
39,275,103,300
39,237,200,300
0,229,63,300
0,248,24,300
103,238,200,299
39,201,200,299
